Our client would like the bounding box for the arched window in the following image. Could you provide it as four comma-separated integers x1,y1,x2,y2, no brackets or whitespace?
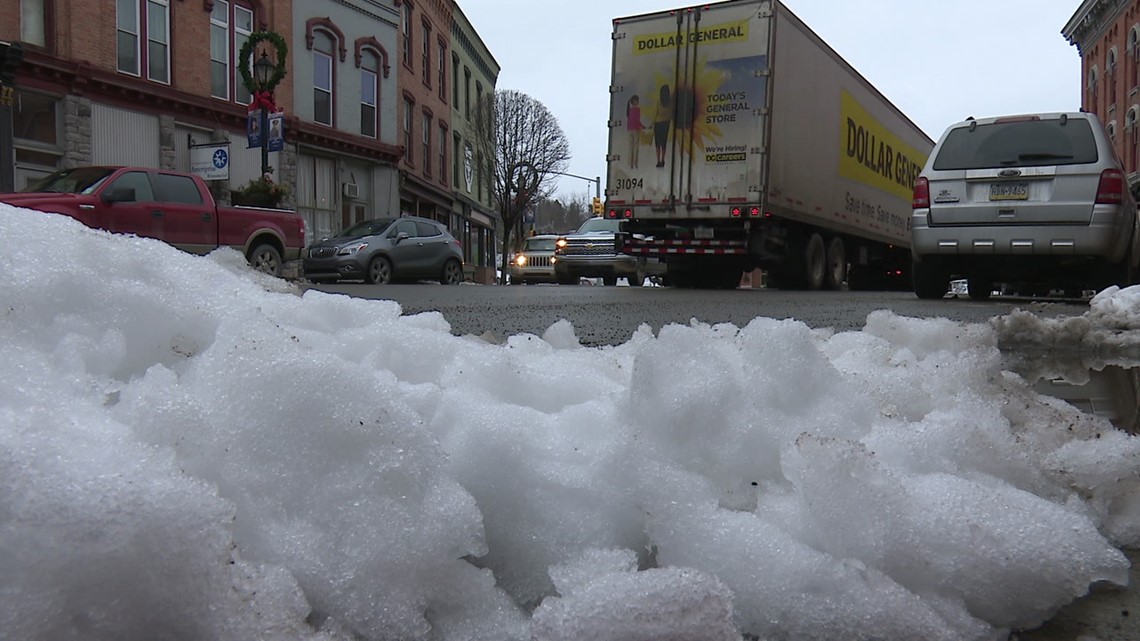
313,30,335,126
1089,65,1099,111
1129,107,1139,171
360,50,379,138
1131,26,1140,88
1108,48,1118,104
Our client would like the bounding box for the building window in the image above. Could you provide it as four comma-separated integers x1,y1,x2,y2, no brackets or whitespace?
117,0,169,83
1130,27,1140,89
1126,107,1135,172
439,123,447,183
452,133,461,187
12,91,62,183
403,97,414,164
421,22,431,86
21,0,47,47
209,3,229,98
423,113,433,176
1109,48,1118,105
464,67,471,119
234,5,254,103
452,54,460,109
313,30,335,126
438,42,447,101
1089,66,1099,112
361,52,379,138
401,4,412,68
116,0,140,74
476,150,483,201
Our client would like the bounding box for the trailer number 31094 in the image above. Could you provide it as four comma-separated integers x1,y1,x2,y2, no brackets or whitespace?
615,178,643,190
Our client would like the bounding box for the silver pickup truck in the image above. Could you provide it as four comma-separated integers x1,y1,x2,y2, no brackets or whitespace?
553,217,665,286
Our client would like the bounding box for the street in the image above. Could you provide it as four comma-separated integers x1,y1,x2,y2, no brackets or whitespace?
301,282,1093,347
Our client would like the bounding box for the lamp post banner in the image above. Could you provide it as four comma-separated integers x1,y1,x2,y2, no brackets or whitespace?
267,111,285,152
247,110,263,149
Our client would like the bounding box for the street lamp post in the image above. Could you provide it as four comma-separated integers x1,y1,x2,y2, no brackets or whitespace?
252,51,276,179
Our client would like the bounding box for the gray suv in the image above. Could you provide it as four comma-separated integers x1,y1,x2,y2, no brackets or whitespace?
911,112,1139,299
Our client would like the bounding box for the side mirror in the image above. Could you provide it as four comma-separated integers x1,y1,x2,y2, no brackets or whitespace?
394,231,410,244
101,187,136,203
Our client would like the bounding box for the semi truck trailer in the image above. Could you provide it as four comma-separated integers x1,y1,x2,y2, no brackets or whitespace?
607,0,934,289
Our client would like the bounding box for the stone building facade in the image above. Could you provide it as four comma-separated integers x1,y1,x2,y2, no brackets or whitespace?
1064,0,1140,181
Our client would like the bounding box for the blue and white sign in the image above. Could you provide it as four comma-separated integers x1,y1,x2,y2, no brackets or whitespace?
190,142,230,181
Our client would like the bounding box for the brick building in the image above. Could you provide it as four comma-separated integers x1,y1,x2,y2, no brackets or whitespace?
5,0,300,194
1064,0,1140,182
3,0,499,278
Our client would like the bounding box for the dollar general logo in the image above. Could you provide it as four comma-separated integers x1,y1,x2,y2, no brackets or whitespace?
838,90,927,201
633,20,748,54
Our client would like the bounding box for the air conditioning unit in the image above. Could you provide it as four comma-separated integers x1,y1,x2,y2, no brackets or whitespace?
342,182,359,199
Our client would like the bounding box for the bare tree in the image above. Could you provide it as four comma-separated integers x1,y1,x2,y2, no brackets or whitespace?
474,89,571,284
534,192,590,234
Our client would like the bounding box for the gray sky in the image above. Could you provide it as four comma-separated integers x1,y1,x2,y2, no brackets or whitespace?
462,0,1083,201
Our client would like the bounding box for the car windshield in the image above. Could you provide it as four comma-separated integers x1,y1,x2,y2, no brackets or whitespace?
932,118,1098,170
334,218,395,239
525,238,557,251
576,218,622,234
23,167,116,194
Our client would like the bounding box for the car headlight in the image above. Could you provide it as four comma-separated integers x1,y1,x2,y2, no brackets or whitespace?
337,242,368,256
515,255,527,266
556,238,567,248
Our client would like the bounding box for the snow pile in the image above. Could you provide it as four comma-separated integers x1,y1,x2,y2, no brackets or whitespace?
2,205,1139,641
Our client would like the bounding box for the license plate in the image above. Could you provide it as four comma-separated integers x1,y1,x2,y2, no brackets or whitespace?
989,182,1028,201
694,226,714,239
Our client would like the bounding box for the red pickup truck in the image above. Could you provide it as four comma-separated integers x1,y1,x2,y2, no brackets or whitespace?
1,166,305,277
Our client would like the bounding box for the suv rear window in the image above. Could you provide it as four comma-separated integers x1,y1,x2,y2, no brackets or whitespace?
931,119,1098,170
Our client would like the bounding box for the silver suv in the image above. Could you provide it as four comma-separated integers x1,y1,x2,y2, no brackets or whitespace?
911,112,1139,299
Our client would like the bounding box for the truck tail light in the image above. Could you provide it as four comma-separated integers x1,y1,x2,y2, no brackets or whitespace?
912,176,930,209
1095,168,1124,205
623,209,632,218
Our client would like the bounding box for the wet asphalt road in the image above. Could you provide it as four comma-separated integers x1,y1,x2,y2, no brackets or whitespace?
300,282,1091,348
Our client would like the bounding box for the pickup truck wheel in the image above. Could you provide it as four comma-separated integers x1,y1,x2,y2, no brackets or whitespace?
440,259,463,285
248,244,283,277
366,256,393,284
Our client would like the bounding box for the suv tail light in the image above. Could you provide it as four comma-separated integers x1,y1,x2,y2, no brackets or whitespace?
912,176,930,209
1095,168,1124,205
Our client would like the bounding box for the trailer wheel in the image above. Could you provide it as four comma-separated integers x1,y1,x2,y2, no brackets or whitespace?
824,237,846,290
804,233,826,290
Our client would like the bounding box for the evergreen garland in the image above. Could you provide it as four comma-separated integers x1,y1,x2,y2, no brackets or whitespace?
238,31,288,93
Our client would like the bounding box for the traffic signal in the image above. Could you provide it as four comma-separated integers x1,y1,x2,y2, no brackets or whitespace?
0,41,24,86
591,196,602,215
